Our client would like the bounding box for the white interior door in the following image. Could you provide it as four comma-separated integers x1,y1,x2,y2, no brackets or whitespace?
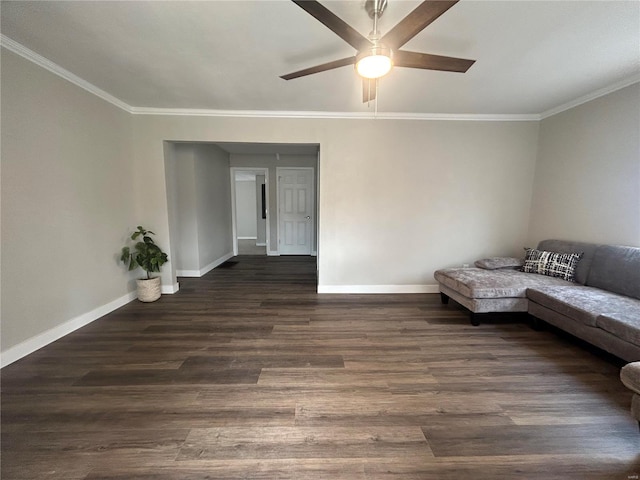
278,168,313,255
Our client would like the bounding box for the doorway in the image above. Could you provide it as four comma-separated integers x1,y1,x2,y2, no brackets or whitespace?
224,142,319,258
231,168,269,256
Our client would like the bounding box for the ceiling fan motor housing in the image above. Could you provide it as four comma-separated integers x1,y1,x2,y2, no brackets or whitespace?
365,0,388,19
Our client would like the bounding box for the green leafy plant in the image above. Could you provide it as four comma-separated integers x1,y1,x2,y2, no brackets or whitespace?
120,226,168,279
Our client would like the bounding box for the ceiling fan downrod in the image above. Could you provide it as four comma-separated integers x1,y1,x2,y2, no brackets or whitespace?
365,0,387,37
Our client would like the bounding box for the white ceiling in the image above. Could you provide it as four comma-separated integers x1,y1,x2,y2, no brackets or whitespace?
1,0,639,116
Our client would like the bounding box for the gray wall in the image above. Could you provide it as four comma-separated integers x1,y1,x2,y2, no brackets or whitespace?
173,144,199,271
1,50,137,356
195,144,233,269
167,143,232,275
528,83,640,246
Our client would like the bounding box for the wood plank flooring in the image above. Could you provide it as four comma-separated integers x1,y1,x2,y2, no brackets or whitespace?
2,256,639,479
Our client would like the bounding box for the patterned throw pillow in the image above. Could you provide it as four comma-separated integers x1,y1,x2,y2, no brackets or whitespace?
522,248,583,282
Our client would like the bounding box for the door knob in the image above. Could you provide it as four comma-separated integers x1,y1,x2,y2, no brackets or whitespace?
305,216,311,220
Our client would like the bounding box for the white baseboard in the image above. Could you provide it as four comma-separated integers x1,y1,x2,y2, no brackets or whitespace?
266,250,316,257
176,269,200,277
200,252,234,275
162,282,180,294
317,284,440,294
237,236,257,240
176,252,234,278
1,290,137,368
176,270,200,277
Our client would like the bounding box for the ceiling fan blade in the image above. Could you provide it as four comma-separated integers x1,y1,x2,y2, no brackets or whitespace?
394,50,475,73
362,78,376,103
281,56,356,80
381,0,459,49
291,0,372,51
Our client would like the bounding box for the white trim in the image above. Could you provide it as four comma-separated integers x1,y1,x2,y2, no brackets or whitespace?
0,291,137,368
237,236,258,240
176,252,234,277
256,242,267,247
162,282,180,294
1,34,131,113
176,269,201,277
318,284,440,294
267,250,280,256
230,170,238,257
540,74,640,119
131,106,539,122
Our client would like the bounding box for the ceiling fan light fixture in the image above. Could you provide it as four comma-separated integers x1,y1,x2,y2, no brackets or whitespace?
355,45,393,79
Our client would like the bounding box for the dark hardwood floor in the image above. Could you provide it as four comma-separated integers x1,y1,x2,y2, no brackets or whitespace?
2,256,639,479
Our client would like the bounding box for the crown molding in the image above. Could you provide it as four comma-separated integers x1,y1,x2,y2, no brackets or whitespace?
1,34,132,113
0,34,537,121
130,107,540,122
3,34,636,122
539,73,640,119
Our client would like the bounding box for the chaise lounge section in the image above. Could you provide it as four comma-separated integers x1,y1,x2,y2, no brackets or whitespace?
434,239,640,363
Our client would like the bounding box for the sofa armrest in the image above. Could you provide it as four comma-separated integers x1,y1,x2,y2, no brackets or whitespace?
621,362,640,394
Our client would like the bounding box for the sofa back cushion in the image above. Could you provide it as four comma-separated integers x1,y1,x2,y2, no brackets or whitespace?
537,239,600,285
586,245,640,300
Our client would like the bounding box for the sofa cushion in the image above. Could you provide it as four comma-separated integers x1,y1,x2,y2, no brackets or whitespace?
597,312,640,348
537,240,600,285
474,257,523,270
527,286,640,328
621,362,640,393
434,268,573,299
586,245,640,300
523,248,582,282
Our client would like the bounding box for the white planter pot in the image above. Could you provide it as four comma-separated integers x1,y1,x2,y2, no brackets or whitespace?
136,277,161,302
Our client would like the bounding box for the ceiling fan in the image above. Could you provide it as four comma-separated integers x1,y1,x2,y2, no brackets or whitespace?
280,0,475,103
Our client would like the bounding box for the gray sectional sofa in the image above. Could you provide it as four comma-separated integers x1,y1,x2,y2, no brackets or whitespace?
434,239,640,362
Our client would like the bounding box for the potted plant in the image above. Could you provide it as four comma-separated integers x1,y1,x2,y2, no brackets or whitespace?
120,226,169,302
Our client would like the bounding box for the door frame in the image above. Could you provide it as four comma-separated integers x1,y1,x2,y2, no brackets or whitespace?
230,167,270,256
276,167,315,256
